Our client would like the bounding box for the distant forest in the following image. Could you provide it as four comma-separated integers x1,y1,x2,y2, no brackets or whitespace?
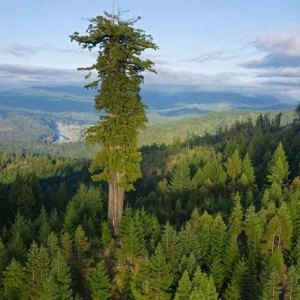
0,111,300,299
0,109,297,158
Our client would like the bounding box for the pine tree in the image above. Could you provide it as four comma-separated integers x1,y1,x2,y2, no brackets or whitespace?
238,153,256,187
161,222,181,271
73,225,91,294
224,150,242,183
70,11,158,230
50,252,73,300
89,261,112,300
201,157,227,191
266,142,290,186
186,252,197,278
244,205,263,297
39,219,51,245
195,211,213,265
37,245,50,288
223,258,247,300
46,232,59,260
261,270,282,300
2,258,30,300
191,267,219,300
174,270,192,300
168,157,193,200
38,275,59,300
131,255,151,299
284,265,300,300
263,203,292,254
100,221,113,250
224,195,243,279
116,217,144,267
114,209,146,297
8,212,31,262
179,222,197,257
26,242,40,298
49,209,60,233
148,244,173,299
208,214,226,290
63,201,79,234
60,232,73,266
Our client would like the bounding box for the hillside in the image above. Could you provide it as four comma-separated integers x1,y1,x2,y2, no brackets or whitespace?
1,114,300,299
0,108,297,158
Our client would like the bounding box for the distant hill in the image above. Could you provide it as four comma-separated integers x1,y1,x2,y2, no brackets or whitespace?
0,85,295,118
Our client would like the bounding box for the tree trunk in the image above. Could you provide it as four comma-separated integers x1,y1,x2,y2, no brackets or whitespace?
108,171,124,231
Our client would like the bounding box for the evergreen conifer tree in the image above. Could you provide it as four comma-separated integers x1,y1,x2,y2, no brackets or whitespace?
224,150,242,183
191,267,219,300
73,225,91,292
195,211,213,265
46,232,59,260
174,270,192,300
161,222,181,271
223,258,247,300
70,11,158,230
8,212,31,262
38,275,59,300
100,221,113,250
131,255,151,299
261,269,282,300
284,265,300,300
60,232,73,266
2,258,30,300
148,244,173,299
208,215,226,290
168,157,193,200
267,142,290,186
89,261,112,300
26,242,40,298
50,252,73,300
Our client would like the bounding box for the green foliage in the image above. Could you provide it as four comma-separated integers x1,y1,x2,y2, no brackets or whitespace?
73,225,91,286
26,242,41,298
2,258,30,300
266,142,290,186
224,150,242,182
50,252,73,300
100,221,113,250
224,258,247,300
209,215,226,290
168,157,193,199
71,11,158,229
261,270,282,300
8,212,31,262
146,244,173,300
1,105,300,299
174,270,192,299
161,222,181,270
191,267,219,300
89,261,111,300
238,153,256,187
284,266,300,300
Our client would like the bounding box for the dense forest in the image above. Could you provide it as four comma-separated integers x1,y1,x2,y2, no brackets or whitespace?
0,111,299,299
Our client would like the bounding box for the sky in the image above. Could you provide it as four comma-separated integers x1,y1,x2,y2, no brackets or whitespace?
0,0,300,99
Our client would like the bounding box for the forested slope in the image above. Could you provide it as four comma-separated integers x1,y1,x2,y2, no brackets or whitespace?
0,113,300,299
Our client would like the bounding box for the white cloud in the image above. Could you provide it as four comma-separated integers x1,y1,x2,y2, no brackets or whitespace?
0,63,85,84
253,30,300,55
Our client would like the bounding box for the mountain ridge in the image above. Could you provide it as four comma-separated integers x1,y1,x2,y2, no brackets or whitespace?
0,85,295,117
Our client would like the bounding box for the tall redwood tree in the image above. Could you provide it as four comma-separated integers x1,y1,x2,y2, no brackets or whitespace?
70,12,157,230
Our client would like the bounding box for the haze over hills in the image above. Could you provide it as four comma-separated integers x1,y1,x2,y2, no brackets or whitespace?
0,85,296,119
